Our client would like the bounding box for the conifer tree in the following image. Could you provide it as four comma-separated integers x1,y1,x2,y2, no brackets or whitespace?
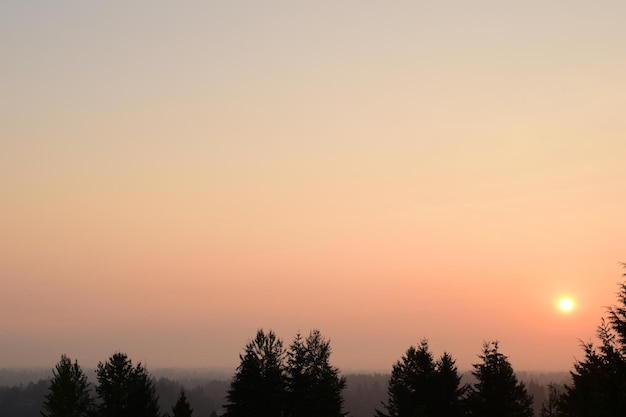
96,352,160,417
562,265,626,416
433,352,465,417
465,341,533,417
171,390,193,417
285,329,346,417
540,385,564,417
377,339,464,417
41,354,94,417
223,329,286,417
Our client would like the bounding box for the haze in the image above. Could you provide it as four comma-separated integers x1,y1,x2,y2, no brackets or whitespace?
2,1,625,373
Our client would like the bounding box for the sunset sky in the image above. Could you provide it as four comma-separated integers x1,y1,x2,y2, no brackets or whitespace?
2,1,626,373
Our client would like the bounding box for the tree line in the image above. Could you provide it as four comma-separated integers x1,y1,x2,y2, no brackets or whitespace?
38,266,626,417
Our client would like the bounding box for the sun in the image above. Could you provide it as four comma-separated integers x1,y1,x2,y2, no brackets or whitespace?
557,296,575,313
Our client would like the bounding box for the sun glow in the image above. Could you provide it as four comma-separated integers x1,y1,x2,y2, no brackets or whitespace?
557,297,575,313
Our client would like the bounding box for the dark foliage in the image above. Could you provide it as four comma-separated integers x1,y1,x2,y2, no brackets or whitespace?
96,352,160,417
285,329,346,417
170,390,193,417
465,341,533,417
223,329,286,417
540,384,565,417
41,354,94,417
376,339,465,417
223,328,348,417
561,265,626,416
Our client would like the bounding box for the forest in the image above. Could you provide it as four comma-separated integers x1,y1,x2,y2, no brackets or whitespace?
2,274,626,417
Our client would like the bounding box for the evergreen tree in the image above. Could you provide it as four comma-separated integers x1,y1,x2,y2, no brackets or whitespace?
608,270,626,352
96,352,160,417
285,329,346,417
433,352,465,417
465,341,533,417
286,332,308,417
223,329,286,417
562,266,626,416
171,390,193,417
540,384,564,417
41,354,94,417
376,339,464,417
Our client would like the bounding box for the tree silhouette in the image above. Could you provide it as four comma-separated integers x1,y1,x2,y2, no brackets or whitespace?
96,352,160,417
540,384,565,417
608,267,626,352
561,265,626,416
41,354,94,417
285,329,346,417
170,390,193,417
376,339,464,417
465,341,533,417
223,329,286,417
433,352,466,417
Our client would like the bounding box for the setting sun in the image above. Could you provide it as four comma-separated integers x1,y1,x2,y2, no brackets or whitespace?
557,297,575,313
2,1,626,378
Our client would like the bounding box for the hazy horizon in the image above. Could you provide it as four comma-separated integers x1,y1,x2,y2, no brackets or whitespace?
0,364,571,384
2,1,625,373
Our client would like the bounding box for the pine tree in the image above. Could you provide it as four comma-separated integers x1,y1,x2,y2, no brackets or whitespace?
223,329,286,417
41,354,94,417
285,329,346,417
562,265,626,416
540,384,564,417
96,352,160,417
171,390,193,417
433,352,465,417
376,339,464,417
465,341,533,417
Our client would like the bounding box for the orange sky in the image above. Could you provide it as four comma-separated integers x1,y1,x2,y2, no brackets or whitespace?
2,1,626,372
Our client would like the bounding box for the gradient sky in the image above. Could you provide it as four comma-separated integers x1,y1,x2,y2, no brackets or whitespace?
2,1,626,373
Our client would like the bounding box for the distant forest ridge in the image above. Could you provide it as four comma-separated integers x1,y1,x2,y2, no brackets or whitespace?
0,367,570,417
0,367,570,388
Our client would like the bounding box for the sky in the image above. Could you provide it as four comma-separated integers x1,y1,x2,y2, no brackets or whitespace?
2,1,626,373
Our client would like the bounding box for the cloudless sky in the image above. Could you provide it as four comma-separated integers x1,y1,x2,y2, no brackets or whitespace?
2,1,626,372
